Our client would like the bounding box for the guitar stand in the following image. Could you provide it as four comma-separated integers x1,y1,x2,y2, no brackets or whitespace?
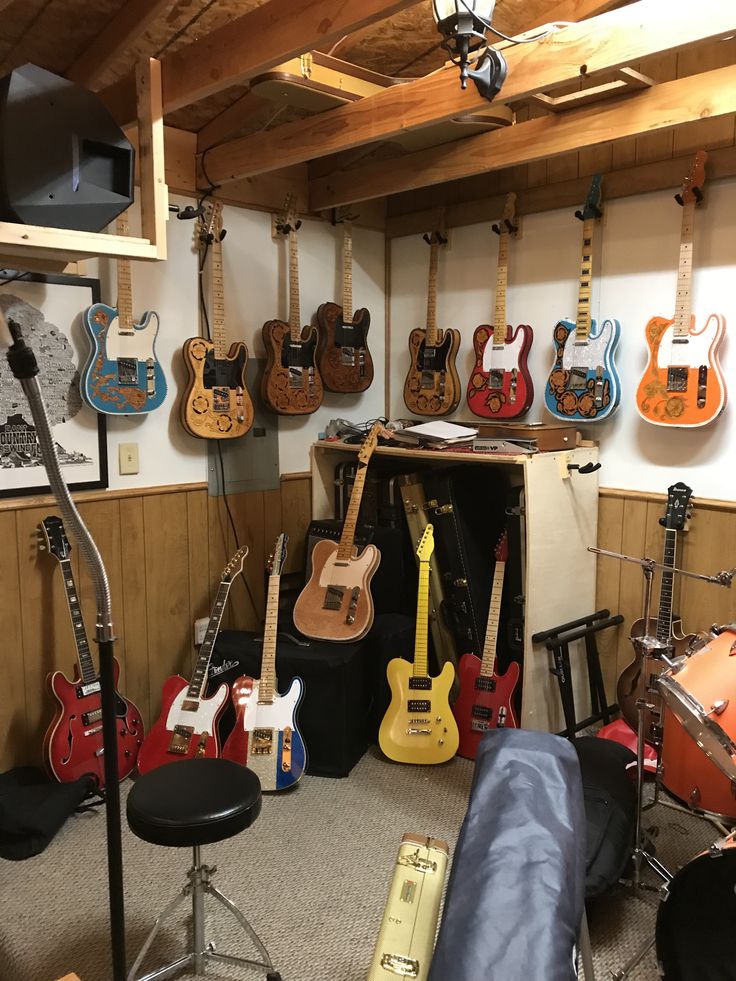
532,609,622,740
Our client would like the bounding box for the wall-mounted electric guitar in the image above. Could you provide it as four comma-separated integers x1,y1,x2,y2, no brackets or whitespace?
181,201,254,438
137,545,248,774
317,220,374,393
293,422,382,642
262,199,324,414
222,533,307,791
39,516,144,786
636,151,726,427
80,212,167,415
467,194,534,419
544,175,621,422
379,525,459,765
617,482,695,746
403,230,461,417
452,531,520,760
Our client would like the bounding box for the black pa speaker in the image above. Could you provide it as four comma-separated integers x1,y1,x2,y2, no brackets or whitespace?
0,63,134,231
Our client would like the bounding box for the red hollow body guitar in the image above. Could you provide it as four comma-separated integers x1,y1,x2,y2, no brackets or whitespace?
137,546,248,775
452,531,520,760
40,516,144,786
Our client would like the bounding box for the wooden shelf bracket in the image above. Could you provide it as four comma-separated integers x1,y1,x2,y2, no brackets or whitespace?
530,67,655,113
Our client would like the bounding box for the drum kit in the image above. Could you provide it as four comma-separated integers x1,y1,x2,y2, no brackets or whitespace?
590,540,736,981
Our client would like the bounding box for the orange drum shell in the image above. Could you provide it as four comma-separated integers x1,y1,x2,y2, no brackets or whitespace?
661,707,736,819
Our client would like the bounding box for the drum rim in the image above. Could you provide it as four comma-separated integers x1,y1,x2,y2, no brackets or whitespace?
658,674,736,780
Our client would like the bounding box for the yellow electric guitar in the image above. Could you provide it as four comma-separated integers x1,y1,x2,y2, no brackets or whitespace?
379,524,459,765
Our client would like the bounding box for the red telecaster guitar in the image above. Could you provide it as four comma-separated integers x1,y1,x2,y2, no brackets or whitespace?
137,545,248,775
452,531,520,760
39,516,144,786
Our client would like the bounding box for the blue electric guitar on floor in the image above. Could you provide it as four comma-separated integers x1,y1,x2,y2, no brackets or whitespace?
544,176,621,422
80,212,167,415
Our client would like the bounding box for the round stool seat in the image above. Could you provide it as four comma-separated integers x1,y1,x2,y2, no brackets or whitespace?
128,758,262,848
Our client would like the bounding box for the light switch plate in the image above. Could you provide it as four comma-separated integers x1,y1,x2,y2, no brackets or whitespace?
119,442,139,475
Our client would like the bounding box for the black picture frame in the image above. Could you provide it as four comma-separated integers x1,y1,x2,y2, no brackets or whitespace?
0,271,108,498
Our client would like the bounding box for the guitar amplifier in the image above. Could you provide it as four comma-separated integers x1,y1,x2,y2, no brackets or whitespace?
368,833,449,981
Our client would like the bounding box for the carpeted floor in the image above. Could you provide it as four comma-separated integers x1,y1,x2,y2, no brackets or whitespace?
0,748,724,981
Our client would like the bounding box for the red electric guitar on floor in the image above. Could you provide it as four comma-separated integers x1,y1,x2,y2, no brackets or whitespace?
453,531,520,760
137,545,248,775
39,516,144,786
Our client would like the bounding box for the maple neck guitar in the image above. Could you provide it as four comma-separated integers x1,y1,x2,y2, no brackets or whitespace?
467,193,534,420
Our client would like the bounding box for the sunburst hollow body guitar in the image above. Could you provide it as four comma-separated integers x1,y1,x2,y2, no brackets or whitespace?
403,231,461,417
293,423,382,642
181,201,254,439
137,546,248,774
544,175,621,422
379,525,459,765
222,534,307,790
636,151,726,427
317,221,374,393
467,193,534,419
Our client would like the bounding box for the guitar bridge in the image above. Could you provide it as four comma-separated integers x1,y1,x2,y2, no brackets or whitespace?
323,584,345,610
420,370,435,389
488,369,504,390
288,365,305,389
281,726,292,771
667,366,688,392
169,725,194,755
380,954,419,978
341,345,356,367
569,366,588,390
116,357,138,386
471,721,491,733
406,727,432,735
252,728,274,755
212,387,231,411
345,586,360,625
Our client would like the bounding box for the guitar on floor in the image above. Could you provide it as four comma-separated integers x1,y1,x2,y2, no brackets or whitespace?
293,422,382,642
39,516,144,786
403,229,461,417
181,200,254,438
617,482,695,745
636,151,726,427
544,175,621,421
379,525,459,765
467,193,534,419
222,533,307,791
80,211,167,415
453,531,520,760
317,219,374,393
262,197,324,414
137,545,248,774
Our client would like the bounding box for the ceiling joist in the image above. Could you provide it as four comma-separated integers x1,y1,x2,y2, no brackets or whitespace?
523,0,624,30
98,0,424,127
309,63,736,208
197,0,736,188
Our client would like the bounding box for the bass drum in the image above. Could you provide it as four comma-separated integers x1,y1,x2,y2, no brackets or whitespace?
656,835,736,981
661,707,736,820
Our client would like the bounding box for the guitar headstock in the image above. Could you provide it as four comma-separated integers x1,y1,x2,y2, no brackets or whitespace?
492,192,518,236
416,523,435,562
38,515,71,561
357,421,385,464
677,150,707,206
494,530,509,562
268,533,289,577
275,193,301,237
575,175,603,222
660,482,694,531
223,544,249,581
198,199,223,248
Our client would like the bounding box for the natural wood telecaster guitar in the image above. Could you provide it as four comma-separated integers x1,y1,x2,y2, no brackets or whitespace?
403,230,461,417
467,193,534,419
317,220,374,393
181,201,254,438
293,422,382,642
137,545,248,774
222,533,307,790
379,525,459,765
636,151,726,427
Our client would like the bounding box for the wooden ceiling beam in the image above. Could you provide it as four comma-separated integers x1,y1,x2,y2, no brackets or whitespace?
310,63,736,208
98,0,424,127
519,0,625,32
199,0,736,187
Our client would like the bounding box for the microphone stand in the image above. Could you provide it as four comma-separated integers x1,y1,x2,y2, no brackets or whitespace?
3,316,126,981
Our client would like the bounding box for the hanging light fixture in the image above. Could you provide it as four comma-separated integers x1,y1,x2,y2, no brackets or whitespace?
432,0,507,101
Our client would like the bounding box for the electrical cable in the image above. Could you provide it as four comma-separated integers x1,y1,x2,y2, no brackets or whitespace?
0,270,31,288
455,0,570,43
155,0,219,57
394,40,444,76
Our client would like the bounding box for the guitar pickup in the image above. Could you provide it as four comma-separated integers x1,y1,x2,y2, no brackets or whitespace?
116,357,138,386
281,726,292,771
407,700,431,712
666,366,688,392
474,676,496,693
471,705,492,720
252,728,274,755
76,681,101,698
408,677,432,691
345,586,360,625
82,708,103,726
406,727,432,735
323,584,345,610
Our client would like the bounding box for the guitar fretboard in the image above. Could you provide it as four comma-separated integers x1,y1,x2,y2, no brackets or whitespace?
493,232,509,342
413,558,431,679
60,557,97,685
342,223,354,322
479,560,505,677
288,229,301,342
258,573,280,704
210,229,227,358
673,200,695,341
656,529,677,643
189,577,232,699
115,213,134,334
575,217,595,341
425,238,440,348
336,462,368,561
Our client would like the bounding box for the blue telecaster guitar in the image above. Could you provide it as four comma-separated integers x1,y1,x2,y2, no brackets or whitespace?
80,212,167,415
544,176,621,422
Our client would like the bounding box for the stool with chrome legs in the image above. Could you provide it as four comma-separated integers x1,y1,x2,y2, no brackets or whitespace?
126,757,282,981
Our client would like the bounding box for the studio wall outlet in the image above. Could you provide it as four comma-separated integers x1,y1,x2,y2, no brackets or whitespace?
119,442,139,475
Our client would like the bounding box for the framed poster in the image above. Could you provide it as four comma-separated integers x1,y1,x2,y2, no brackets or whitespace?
0,272,108,498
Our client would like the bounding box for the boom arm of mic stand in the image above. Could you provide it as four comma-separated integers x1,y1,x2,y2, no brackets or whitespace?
589,546,734,587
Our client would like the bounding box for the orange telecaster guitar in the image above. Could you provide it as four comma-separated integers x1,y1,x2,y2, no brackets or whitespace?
636,150,726,427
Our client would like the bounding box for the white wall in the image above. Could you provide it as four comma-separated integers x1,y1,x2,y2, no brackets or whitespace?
101,196,385,489
389,177,736,498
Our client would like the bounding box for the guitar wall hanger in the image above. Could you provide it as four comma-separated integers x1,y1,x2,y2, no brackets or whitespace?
575,202,602,221
330,207,359,225
275,219,302,236
492,216,519,236
675,185,703,207
423,231,447,246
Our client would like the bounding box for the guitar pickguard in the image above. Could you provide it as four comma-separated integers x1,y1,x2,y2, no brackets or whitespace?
544,317,621,422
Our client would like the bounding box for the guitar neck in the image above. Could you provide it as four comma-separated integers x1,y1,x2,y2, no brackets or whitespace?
425,239,439,348
288,229,301,342
115,213,134,333
656,529,678,642
673,200,695,341
413,558,431,678
479,560,505,676
210,233,227,358
342,223,354,322
493,232,508,338
337,462,370,560
59,557,97,685
574,217,596,342
258,573,280,704
189,577,232,698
